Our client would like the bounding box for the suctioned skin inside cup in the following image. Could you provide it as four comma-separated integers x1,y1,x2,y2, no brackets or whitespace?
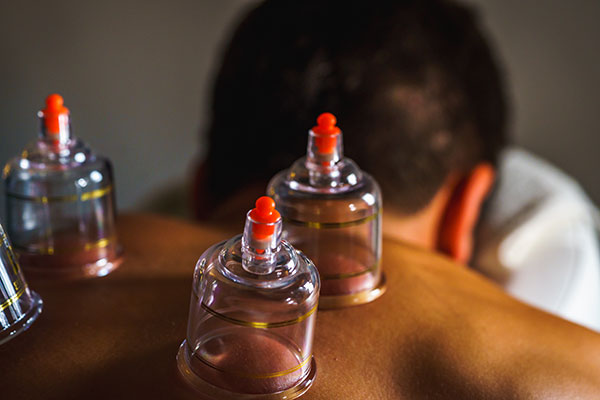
285,204,382,304
16,232,122,278
287,210,380,297
187,328,307,394
293,233,378,296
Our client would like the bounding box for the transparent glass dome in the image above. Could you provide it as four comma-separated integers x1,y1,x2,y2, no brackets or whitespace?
177,197,319,399
268,113,385,308
3,94,122,278
0,222,43,345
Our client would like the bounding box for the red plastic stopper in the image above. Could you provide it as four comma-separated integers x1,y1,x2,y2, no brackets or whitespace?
42,94,69,134
312,112,340,155
249,196,280,240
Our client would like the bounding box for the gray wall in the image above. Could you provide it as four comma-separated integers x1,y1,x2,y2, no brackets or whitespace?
1,0,599,212
0,0,254,211
470,0,600,203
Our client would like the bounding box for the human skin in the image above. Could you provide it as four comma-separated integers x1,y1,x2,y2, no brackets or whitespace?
17,232,122,279
303,238,600,399
2,214,598,399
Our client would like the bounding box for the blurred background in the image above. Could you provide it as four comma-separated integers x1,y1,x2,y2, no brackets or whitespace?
1,0,599,215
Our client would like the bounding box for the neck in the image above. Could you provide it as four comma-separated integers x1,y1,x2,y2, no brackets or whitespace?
382,183,453,250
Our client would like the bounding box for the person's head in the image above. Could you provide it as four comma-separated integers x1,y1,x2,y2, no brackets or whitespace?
197,0,508,263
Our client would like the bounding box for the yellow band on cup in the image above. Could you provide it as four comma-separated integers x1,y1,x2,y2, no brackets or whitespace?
0,285,25,312
200,302,317,329
319,273,387,309
282,209,380,229
320,261,380,280
196,350,312,379
6,185,113,203
14,236,115,256
1,232,23,276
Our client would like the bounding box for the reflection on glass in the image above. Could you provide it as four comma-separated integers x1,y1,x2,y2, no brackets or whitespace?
0,222,42,345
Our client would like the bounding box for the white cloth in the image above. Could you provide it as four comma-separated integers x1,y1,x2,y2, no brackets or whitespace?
474,148,600,331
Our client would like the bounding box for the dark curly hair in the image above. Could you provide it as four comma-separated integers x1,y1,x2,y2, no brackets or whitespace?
201,0,508,214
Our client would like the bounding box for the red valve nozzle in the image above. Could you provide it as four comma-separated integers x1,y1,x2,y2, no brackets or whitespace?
312,112,340,155
249,196,280,240
42,94,69,134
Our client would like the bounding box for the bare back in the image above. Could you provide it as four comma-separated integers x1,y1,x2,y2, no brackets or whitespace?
2,215,598,399
305,240,600,399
